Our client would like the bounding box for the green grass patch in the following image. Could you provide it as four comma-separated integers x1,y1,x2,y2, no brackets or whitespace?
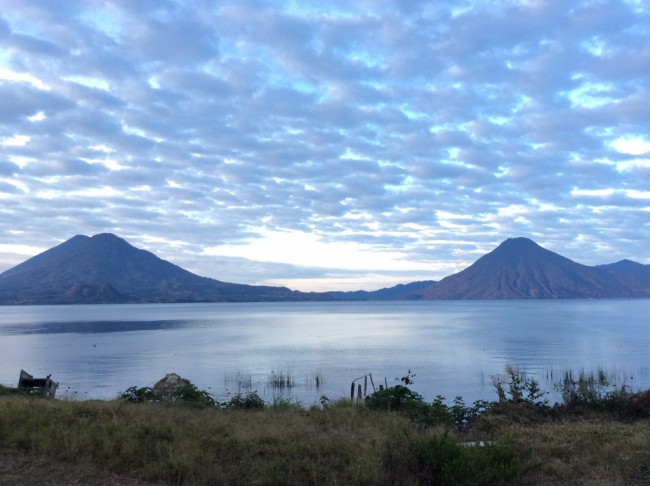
2,367,650,485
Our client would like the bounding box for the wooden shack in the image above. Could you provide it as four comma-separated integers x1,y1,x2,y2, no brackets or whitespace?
18,370,58,398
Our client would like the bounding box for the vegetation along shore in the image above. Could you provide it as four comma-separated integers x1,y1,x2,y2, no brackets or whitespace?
1,366,650,485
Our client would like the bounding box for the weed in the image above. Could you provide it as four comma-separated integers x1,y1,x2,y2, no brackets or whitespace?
2,375,649,485
556,368,628,407
120,383,215,408
398,369,416,386
120,386,161,403
224,369,253,391
174,383,216,408
224,391,266,410
415,433,522,485
307,371,324,389
267,370,295,389
268,395,300,410
492,365,546,405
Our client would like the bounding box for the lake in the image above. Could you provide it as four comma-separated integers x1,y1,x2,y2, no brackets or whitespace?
0,300,648,406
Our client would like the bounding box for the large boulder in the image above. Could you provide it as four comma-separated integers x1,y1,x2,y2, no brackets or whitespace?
152,373,191,401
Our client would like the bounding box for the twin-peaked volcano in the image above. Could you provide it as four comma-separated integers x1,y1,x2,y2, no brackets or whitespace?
405,237,650,299
0,233,328,304
0,234,648,304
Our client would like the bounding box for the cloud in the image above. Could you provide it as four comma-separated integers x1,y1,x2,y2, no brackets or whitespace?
0,0,649,291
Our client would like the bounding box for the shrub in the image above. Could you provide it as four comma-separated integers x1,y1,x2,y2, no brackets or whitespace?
223,391,266,410
174,383,216,408
557,369,628,408
268,395,300,410
120,384,215,408
492,365,546,405
450,396,492,430
120,386,162,403
415,433,522,485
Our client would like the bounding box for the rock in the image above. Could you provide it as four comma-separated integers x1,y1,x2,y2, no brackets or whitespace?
152,373,191,401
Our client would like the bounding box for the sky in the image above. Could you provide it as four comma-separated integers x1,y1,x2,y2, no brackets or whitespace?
1,0,649,292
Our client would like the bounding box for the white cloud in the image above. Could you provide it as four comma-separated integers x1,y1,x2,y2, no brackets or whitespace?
0,0,649,286
609,136,650,156
0,135,30,146
0,69,50,90
204,228,437,272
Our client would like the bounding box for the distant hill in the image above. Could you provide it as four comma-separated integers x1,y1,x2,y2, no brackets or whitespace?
327,280,437,301
1,234,649,304
0,233,330,304
406,237,650,299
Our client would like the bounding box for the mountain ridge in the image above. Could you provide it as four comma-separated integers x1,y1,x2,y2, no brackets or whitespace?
331,237,650,300
0,233,331,304
1,234,649,304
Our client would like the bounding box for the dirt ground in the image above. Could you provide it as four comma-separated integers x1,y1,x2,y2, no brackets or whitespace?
0,449,154,486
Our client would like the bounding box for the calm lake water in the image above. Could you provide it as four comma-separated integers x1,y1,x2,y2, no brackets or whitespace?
0,300,648,405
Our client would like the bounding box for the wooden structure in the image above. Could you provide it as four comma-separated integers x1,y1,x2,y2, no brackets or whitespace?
18,370,58,398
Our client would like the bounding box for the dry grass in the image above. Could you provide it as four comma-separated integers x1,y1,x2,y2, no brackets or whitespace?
468,415,650,485
0,389,648,485
0,397,411,484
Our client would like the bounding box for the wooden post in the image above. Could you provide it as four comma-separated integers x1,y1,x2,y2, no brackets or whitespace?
363,375,368,397
357,384,362,402
369,373,376,392
350,382,355,401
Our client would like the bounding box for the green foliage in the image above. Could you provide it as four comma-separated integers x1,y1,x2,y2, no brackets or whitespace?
174,383,216,408
120,384,215,408
414,433,522,485
492,365,546,405
558,369,626,407
399,369,416,386
120,386,161,403
223,391,266,410
365,384,423,412
2,375,649,485
268,395,300,410
450,396,493,429
365,386,491,429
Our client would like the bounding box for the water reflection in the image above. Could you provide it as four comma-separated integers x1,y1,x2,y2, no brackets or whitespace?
0,300,648,405
0,320,202,335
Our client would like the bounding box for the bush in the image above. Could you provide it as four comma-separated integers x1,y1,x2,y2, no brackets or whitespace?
120,384,215,408
174,383,216,408
492,365,546,405
558,369,627,407
365,385,436,425
223,391,266,410
366,386,491,429
415,433,522,485
120,386,162,403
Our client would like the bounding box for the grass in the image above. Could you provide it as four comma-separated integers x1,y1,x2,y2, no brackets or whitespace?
2,367,650,485
267,369,295,389
307,371,324,390
224,369,253,391
1,382,650,485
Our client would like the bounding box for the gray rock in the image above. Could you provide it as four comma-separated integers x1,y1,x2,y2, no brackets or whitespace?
152,373,191,401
